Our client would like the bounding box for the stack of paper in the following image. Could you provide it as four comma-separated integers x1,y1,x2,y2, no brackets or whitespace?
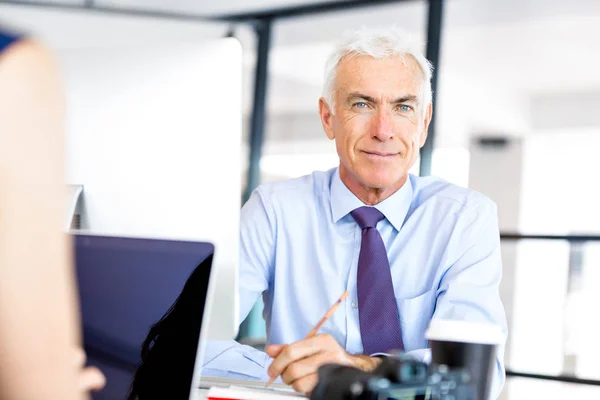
206,386,306,400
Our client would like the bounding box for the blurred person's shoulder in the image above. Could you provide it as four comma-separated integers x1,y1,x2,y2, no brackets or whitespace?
0,34,62,145
409,174,497,219
254,168,335,208
0,29,53,66
0,34,61,96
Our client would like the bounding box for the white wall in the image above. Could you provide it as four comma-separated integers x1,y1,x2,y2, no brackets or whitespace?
60,39,243,341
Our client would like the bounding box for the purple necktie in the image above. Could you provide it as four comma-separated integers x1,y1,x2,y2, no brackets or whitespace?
351,206,404,354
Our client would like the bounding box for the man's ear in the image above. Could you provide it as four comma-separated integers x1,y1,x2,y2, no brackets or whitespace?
419,102,433,147
319,97,336,140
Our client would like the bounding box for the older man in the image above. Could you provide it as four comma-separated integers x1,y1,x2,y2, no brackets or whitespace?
202,27,507,398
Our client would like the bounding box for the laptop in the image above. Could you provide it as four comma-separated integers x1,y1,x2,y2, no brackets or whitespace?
74,233,214,400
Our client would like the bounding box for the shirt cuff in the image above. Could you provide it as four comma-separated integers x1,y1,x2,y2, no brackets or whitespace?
368,349,432,363
369,352,391,358
201,341,273,381
403,348,432,364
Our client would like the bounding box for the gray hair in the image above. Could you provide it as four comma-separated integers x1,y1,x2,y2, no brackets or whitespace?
322,27,433,112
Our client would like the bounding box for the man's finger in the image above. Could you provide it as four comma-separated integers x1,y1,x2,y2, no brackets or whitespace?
291,373,319,394
265,344,285,358
79,366,106,392
267,336,326,378
281,351,336,385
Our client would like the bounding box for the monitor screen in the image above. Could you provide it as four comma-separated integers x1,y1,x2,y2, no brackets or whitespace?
74,234,214,400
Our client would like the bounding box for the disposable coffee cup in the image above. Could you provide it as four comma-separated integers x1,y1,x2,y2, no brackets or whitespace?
425,319,504,400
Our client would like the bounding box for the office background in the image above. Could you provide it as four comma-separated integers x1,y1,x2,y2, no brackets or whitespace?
2,0,599,398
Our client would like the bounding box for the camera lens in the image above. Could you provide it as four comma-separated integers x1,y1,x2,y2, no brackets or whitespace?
311,364,377,400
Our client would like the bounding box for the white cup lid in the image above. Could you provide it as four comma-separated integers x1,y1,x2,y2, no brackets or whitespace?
425,319,505,345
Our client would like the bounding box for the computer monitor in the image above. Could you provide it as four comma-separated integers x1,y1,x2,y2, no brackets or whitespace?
60,38,242,341
74,233,214,400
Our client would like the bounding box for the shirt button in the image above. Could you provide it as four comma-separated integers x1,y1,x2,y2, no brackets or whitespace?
351,301,358,309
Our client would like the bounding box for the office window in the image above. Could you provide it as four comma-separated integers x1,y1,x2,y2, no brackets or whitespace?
441,1,600,397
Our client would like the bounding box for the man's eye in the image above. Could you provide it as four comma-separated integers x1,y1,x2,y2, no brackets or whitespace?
354,102,368,109
397,104,413,112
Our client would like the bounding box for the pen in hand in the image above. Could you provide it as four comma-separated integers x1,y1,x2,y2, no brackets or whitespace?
265,290,350,387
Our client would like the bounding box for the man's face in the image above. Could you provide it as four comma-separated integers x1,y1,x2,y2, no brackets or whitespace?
319,55,432,191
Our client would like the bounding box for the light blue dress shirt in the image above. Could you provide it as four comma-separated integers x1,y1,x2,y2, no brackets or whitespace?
201,168,507,398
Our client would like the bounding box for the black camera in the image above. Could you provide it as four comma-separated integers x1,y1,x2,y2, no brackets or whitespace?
310,354,475,400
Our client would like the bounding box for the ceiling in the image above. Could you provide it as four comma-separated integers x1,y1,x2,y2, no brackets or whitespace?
12,0,598,24
96,0,350,16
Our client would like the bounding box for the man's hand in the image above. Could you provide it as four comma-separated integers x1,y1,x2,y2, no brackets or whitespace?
265,334,381,394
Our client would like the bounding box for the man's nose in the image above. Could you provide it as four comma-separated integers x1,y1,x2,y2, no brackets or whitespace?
371,108,395,141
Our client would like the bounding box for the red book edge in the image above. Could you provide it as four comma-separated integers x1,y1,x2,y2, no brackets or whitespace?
207,397,242,400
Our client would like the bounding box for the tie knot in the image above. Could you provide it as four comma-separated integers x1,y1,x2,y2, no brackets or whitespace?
351,206,385,229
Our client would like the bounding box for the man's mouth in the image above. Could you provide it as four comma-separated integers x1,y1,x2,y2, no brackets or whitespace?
362,150,399,158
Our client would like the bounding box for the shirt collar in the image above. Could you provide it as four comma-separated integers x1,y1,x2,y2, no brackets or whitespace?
330,167,414,232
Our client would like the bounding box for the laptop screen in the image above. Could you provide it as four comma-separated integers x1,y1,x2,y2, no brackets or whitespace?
74,234,214,400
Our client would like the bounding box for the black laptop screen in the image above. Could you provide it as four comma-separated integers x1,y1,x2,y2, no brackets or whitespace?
74,234,213,400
